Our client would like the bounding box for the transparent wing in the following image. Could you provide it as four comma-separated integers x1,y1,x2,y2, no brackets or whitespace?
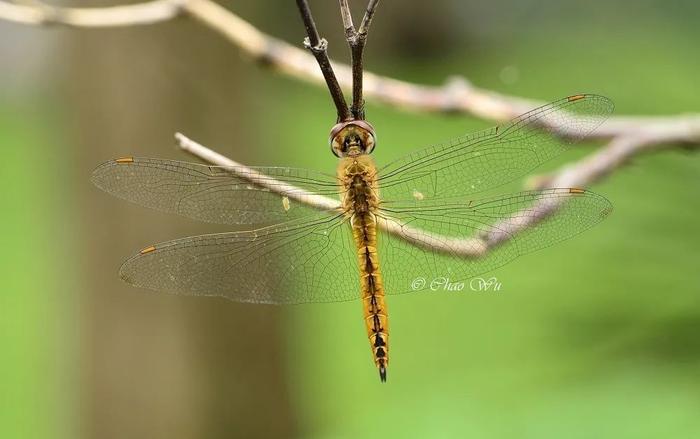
119,212,361,304
377,188,613,295
91,157,341,225
117,189,611,303
378,94,614,201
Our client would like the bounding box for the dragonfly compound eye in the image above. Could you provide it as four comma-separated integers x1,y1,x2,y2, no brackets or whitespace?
329,120,377,157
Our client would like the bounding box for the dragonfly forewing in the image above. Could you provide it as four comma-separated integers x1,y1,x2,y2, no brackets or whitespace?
377,94,614,202
91,157,341,225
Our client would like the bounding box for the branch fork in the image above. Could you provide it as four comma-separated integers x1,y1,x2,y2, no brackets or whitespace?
339,0,380,119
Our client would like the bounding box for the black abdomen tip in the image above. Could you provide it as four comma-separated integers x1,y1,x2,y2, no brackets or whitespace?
379,365,387,383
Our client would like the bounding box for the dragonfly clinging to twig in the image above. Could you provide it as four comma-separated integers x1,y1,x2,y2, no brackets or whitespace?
92,93,614,382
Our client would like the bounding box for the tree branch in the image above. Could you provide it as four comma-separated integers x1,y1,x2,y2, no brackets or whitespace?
2,0,700,257
180,1,700,141
0,0,183,27
174,130,698,258
2,0,699,142
294,0,351,122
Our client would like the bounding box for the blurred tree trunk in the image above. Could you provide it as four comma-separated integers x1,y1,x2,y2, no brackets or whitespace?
63,4,298,438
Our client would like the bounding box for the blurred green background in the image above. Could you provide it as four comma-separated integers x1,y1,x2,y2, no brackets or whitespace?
1,1,699,438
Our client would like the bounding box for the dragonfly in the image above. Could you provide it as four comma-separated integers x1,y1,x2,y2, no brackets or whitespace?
92,94,614,382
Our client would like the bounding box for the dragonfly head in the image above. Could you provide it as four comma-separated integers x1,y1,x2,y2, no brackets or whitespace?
329,120,376,158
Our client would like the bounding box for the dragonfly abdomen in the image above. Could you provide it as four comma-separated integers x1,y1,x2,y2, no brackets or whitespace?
339,154,389,382
353,212,389,382
338,155,389,382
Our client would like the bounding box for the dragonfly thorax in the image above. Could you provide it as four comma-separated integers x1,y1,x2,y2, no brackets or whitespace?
338,154,380,217
329,120,376,158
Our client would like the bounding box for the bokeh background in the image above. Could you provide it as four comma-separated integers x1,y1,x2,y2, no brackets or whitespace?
1,1,699,438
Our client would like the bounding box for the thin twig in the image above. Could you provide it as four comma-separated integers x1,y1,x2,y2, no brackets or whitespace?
338,0,380,119
295,0,351,122
354,0,380,119
358,0,380,36
295,0,322,45
338,0,358,116
175,132,340,212
338,0,354,37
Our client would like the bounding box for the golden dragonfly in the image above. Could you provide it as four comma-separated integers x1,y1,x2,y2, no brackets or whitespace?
92,94,613,382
